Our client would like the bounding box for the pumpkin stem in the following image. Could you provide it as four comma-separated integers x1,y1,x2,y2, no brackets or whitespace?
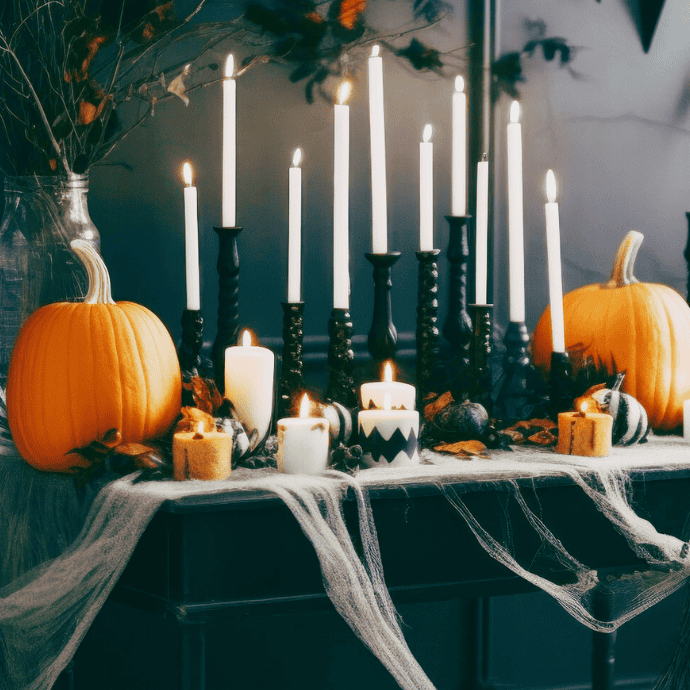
605,230,643,289
70,239,115,305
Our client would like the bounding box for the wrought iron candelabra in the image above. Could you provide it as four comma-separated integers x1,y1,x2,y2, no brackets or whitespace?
278,302,305,420
443,216,474,369
178,309,204,373
211,226,242,393
415,249,440,408
365,251,401,377
326,307,357,408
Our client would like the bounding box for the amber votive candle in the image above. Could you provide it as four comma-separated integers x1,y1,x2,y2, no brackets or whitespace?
173,428,234,480
556,411,612,457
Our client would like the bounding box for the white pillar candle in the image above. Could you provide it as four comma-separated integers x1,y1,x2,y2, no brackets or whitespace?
507,100,525,322
224,330,275,448
475,153,489,305
277,394,330,475
173,422,234,481
358,393,420,468
222,54,236,228
452,76,467,217
684,400,690,443
360,361,416,411
182,162,200,311
288,148,302,303
334,82,351,309
545,169,565,353
368,45,388,254
419,124,434,252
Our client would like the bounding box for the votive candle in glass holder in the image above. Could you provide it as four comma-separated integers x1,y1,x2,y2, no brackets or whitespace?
360,361,416,410
277,393,330,475
358,393,420,468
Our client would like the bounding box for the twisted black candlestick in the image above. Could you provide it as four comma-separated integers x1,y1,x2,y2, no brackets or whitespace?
685,212,690,307
550,351,573,419
212,226,242,393
495,321,531,422
326,307,357,408
365,252,401,376
178,309,204,373
470,304,493,415
443,216,474,367
278,302,305,420
416,249,441,408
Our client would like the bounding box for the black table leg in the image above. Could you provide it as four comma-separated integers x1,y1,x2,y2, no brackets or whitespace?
592,589,617,690
181,624,206,690
466,597,495,690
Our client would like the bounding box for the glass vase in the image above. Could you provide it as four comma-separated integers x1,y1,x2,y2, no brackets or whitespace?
0,174,100,386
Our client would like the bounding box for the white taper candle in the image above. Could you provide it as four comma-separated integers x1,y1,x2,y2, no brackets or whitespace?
419,124,433,251
545,169,565,353
368,45,388,254
334,82,351,309
182,162,200,311
222,54,236,228
287,148,302,303
475,153,489,305
507,101,525,322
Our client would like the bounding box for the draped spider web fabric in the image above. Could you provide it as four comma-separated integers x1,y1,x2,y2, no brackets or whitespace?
1,435,689,690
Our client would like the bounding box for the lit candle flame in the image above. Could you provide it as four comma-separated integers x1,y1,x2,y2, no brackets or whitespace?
197,421,204,434
371,44,380,57
182,161,193,186
510,100,520,124
383,361,393,383
338,81,351,105
225,54,234,79
299,393,310,419
241,329,251,347
546,169,557,204
455,75,464,93
423,124,432,143
579,401,589,416
292,148,302,167
383,392,392,411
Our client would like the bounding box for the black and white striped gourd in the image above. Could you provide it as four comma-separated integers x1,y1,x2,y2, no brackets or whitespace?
590,388,650,445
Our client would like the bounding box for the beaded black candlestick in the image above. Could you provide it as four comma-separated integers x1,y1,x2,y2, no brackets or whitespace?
178,309,204,373
495,321,531,422
211,226,242,393
365,251,401,377
550,351,573,419
278,302,305,420
326,307,358,408
469,304,493,415
443,216,474,370
415,249,441,408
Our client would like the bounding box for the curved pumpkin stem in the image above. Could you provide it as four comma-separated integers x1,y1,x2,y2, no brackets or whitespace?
605,230,643,289
70,239,115,305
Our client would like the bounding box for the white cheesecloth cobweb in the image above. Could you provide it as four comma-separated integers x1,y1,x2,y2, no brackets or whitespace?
1,434,690,689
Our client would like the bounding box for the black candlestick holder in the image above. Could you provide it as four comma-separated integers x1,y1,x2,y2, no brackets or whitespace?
365,251,401,377
416,249,441,408
495,321,531,422
685,212,690,307
178,309,204,373
470,304,493,415
550,351,573,419
443,215,474,368
278,301,305,420
326,307,357,408
211,226,242,393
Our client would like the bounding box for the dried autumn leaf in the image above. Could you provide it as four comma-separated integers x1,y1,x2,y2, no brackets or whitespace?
424,391,454,421
175,406,216,434
339,0,367,29
116,442,157,456
184,375,224,415
528,430,558,446
167,66,190,105
434,439,488,458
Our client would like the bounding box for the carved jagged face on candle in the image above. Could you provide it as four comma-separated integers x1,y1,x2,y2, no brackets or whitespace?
455,75,464,93
338,81,351,105
182,161,194,186
546,169,557,203
292,148,302,168
225,54,234,79
510,100,520,123
423,124,432,143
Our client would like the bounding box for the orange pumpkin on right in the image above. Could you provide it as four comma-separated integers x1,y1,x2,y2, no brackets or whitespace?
532,230,690,431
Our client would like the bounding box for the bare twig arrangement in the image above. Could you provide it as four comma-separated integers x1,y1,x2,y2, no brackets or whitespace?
0,0,454,176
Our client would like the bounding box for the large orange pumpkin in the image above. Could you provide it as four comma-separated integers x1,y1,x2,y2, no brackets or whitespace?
532,231,690,431
7,240,181,471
